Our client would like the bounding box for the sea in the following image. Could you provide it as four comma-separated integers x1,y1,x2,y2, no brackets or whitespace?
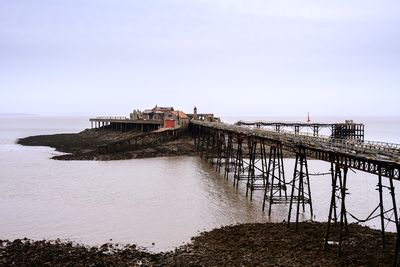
0,115,399,252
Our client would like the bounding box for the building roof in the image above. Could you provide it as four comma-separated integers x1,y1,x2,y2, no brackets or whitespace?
153,106,174,112
143,109,165,115
178,111,189,119
170,110,189,119
142,106,188,119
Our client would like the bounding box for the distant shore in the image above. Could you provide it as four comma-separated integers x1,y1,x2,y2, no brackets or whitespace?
0,222,395,266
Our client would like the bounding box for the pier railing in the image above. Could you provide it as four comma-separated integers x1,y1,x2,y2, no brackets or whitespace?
94,116,128,120
201,121,400,162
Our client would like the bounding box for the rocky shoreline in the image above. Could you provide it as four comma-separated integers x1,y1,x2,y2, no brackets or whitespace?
1,222,396,266
17,128,295,161
17,129,198,161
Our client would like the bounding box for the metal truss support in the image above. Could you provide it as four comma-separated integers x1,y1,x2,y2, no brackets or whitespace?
378,170,386,248
245,139,269,201
313,126,320,137
324,163,348,254
205,131,216,164
390,176,400,266
215,132,226,173
233,138,245,188
375,168,399,254
246,138,257,199
233,138,243,187
324,165,400,264
262,142,288,216
202,131,208,159
224,134,234,180
197,129,206,157
287,148,313,229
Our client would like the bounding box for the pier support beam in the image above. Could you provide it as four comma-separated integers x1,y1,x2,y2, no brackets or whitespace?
245,138,257,200
262,142,288,216
215,132,226,173
287,147,313,229
224,134,234,180
323,164,400,263
324,163,348,254
390,177,400,266
233,138,244,188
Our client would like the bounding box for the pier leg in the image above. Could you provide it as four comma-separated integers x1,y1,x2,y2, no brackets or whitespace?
209,131,216,165
262,143,288,214
216,132,224,173
378,170,386,248
268,146,277,216
304,157,313,216
287,148,312,229
295,155,304,230
262,145,273,212
246,139,256,200
224,135,233,180
261,142,267,187
324,163,348,254
279,146,287,200
287,155,299,227
233,138,243,188
338,167,348,255
324,163,339,250
205,133,211,160
389,178,400,266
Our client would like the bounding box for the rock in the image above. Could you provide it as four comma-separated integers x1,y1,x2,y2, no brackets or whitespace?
0,223,395,266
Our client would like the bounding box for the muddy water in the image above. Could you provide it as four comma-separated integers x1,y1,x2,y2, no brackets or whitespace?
0,115,399,251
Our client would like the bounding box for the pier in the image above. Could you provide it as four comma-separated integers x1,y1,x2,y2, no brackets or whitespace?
235,120,365,141
190,119,400,265
89,117,163,132
89,106,400,264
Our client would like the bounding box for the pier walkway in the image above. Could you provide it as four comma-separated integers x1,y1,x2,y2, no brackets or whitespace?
235,120,365,140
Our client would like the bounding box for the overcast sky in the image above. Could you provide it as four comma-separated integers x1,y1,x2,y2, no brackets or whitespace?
0,0,399,117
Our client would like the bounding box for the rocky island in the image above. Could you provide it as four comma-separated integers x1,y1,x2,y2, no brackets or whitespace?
17,128,197,161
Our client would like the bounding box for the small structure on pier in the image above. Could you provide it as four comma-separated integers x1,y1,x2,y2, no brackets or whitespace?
187,106,220,122
331,120,364,141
